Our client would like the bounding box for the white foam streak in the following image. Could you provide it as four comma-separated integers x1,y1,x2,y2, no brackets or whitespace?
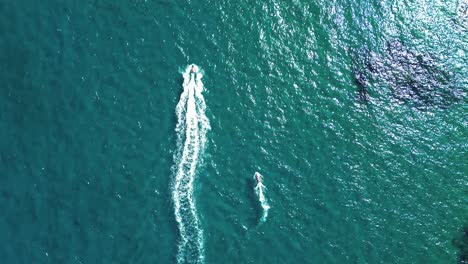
255,173,270,223
173,65,210,263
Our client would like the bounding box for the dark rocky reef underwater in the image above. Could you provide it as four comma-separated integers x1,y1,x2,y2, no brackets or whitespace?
453,0,468,30
351,40,465,109
453,226,468,264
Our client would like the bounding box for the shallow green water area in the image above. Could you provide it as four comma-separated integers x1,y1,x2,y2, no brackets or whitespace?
0,0,466,263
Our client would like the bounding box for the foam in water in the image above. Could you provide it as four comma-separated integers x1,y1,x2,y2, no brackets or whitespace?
254,172,270,223
172,65,210,263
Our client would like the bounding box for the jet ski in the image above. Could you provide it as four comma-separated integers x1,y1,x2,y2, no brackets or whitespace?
191,64,199,73
255,172,262,185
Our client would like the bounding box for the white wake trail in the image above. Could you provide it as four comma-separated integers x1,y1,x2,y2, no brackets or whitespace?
173,65,210,263
254,173,270,223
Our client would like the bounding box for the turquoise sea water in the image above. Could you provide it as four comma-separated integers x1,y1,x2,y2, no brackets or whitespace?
0,0,467,263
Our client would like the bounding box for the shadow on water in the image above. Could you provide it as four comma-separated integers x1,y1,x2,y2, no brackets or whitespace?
453,226,468,264
350,40,465,109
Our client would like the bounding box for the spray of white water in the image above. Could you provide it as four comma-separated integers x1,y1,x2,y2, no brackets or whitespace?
173,65,210,263
254,172,270,223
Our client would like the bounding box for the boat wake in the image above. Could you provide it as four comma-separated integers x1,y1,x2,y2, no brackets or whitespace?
172,65,209,263
254,172,270,223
